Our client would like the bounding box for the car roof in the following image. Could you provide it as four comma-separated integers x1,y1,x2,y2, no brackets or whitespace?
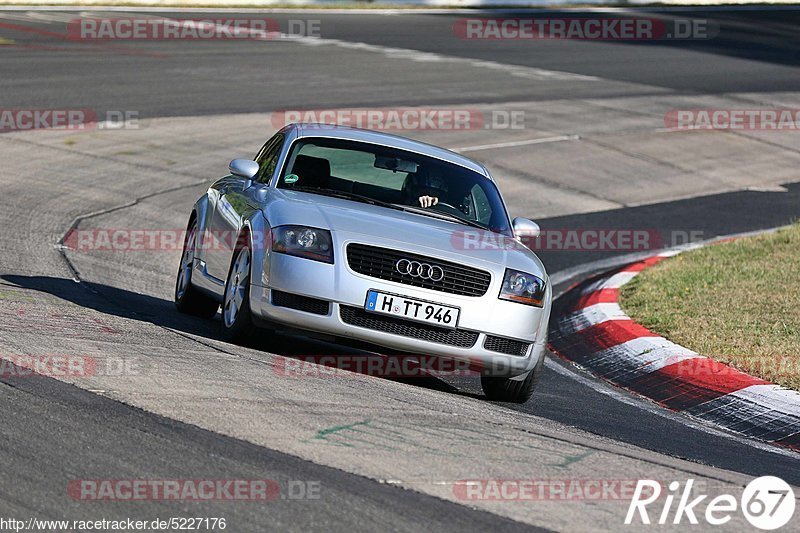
286,123,492,179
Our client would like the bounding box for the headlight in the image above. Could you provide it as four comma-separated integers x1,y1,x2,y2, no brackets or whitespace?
272,225,333,264
499,268,545,307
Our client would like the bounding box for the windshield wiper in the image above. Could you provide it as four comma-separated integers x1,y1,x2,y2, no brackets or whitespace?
291,187,403,211
394,204,489,231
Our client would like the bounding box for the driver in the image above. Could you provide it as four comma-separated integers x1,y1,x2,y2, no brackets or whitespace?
404,172,450,209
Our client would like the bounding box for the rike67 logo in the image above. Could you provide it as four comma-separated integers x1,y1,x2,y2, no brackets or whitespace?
626,477,795,530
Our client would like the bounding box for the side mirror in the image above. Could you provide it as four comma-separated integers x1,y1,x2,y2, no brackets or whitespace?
229,159,259,180
512,217,540,239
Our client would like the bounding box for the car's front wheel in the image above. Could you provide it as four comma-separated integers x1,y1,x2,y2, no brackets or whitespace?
480,352,544,403
175,220,219,318
221,241,255,343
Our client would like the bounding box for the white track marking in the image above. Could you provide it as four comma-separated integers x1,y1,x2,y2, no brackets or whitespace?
453,134,580,153
290,36,598,81
56,13,600,83
0,11,61,22
558,303,628,335
544,358,800,459
24,10,80,22
547,226,799,458
593,336,701,372
724,385,800,416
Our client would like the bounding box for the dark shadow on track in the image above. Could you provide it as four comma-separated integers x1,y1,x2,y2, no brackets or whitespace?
5,181,800,484
0,357,540,532
505,182,800,484
453,9,800,70
532,181,800,276
0,274,479,400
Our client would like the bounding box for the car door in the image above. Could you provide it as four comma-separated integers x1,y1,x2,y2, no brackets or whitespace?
204,134,284,282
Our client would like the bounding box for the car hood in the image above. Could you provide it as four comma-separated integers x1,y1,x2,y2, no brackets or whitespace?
262,190,547,279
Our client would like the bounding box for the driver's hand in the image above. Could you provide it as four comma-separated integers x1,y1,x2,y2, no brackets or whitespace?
418,195,439,208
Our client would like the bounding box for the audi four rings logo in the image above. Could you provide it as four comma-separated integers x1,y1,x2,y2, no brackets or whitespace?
395,259,445,281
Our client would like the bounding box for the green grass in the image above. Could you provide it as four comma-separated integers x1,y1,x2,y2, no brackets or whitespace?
620,223,800,391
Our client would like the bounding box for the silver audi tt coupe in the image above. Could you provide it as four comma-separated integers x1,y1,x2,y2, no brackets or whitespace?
175,123,551,402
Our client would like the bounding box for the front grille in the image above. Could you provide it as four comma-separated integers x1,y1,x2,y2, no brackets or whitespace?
339,306,478,348
346,243,491,297
272,290,330,315
484,335,530,356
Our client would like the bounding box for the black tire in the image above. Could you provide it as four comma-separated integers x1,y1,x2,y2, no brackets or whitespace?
481,352,545,403
175,219,219,319
220,239,255,344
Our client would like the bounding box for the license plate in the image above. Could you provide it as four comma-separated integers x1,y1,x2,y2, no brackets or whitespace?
365,290,460,329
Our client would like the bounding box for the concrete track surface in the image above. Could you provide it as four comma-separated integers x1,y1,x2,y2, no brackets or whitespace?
1,7,800,531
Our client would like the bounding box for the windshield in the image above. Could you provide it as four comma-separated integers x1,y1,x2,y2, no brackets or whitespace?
277,137,512,236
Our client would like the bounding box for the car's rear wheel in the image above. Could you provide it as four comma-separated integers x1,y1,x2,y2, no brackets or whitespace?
221,241,254,343
175,220,219,318
480,352,544,403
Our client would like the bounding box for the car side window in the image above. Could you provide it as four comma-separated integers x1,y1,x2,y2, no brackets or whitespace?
470,184,493,225
255,134,284,183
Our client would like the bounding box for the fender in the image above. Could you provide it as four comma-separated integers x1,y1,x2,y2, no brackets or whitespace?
243,210,272,292
185,191,226,301
191,191,213,263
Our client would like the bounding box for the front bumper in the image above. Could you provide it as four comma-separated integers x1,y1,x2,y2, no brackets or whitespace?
251,243,551,377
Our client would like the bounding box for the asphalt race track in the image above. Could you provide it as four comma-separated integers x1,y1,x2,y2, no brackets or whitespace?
1,6,800,531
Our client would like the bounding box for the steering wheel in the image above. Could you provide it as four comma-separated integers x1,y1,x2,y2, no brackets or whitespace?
433,202,459,211
431,202,473,220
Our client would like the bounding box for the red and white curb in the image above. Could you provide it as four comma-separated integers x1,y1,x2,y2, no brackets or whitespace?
549,249,800,452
